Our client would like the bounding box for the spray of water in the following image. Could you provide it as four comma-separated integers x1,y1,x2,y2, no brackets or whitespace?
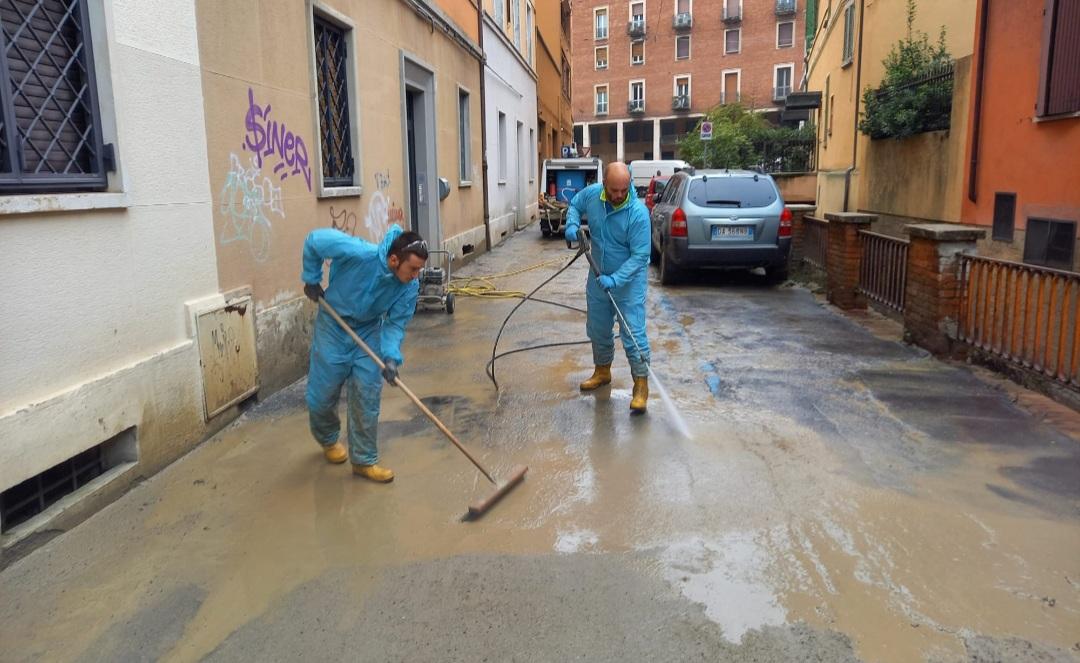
603,290,693,440
646,365,694,440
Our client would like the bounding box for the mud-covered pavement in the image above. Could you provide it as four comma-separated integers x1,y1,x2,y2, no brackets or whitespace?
2,229,1079,662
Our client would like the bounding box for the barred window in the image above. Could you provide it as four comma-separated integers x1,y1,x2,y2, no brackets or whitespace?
314,16,354,188
0,0,110,193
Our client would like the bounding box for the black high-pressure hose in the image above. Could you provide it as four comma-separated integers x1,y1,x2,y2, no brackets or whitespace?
486,247,587,391
485,232,621,392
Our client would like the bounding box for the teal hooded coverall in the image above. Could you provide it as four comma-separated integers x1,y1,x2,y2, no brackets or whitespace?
301,225,419,465
565,183,652,377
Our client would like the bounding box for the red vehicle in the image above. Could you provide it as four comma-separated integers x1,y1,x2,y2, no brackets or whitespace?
644,175,670,214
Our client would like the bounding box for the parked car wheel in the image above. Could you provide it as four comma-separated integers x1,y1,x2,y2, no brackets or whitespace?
659,243,680,285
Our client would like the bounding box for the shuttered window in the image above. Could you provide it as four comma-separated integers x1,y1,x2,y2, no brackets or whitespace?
0,0,109,193
1037,0,1080,117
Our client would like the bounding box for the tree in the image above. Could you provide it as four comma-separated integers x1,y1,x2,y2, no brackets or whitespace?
677,104,815,173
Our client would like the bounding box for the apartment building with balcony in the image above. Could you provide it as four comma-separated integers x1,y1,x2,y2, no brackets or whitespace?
571,0,804,164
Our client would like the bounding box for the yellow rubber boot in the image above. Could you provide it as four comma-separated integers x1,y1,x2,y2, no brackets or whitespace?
353,464,394,483
630,376,649,413
579,365,612,391
323,442,348,464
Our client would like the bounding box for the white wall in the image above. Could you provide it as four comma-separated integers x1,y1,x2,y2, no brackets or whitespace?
482,15,539,245
0,1,220,507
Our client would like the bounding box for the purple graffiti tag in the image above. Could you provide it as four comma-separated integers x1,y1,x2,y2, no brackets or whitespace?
242,87,312,191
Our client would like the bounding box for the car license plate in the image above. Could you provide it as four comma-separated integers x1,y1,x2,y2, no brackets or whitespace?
712,225,752,239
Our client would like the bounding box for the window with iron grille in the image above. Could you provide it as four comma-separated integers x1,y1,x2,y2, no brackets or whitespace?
0,0,110,193
314,16,354,188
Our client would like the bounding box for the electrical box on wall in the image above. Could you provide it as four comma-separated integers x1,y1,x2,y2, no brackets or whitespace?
194,297,259,419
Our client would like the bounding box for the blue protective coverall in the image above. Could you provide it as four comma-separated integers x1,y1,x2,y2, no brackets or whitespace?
301,225,419,465
565,183,652,377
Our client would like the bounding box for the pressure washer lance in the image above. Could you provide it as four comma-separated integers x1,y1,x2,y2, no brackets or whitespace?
569,232,694,440
318,298,528,520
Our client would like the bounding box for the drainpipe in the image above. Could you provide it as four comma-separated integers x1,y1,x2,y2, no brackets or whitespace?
477,3,493,251
843,0,866,213
968,0,990,203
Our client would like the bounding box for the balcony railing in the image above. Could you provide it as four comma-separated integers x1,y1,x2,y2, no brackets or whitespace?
628,99,645,114
721,91,741,104
673,12,693,30
627,20,645,38
773,85,792,101
672,94,690,110
595,103,608,116
776,0,796,16
722,5,741,22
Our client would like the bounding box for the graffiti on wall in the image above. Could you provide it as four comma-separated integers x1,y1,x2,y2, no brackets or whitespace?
219,153,285,262
242,87,312,192
329,205,358,235
364,170,406,242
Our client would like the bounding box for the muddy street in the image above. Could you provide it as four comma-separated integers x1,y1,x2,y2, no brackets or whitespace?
2,229,1078,663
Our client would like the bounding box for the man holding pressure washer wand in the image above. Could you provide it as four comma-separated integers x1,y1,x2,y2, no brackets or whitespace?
564,161,652,413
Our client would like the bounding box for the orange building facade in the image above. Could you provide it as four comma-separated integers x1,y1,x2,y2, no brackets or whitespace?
962,0,1080,269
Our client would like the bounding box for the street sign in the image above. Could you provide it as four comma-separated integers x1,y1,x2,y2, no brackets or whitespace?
700,121,713,141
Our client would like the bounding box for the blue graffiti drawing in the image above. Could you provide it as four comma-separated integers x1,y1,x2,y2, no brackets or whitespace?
219,153,285,262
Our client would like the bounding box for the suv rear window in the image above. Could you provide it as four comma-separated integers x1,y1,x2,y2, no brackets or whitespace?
653,179,668,196
687,177,777,208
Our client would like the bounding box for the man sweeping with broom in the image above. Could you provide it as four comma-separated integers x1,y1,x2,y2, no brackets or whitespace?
301,225,428,482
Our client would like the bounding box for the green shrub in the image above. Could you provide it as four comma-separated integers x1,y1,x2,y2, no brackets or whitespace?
859,0,953,139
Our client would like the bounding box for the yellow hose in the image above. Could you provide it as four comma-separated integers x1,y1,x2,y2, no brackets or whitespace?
448,258,567,300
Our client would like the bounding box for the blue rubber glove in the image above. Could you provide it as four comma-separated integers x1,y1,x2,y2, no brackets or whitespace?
564,225,579,242
598,275,616,291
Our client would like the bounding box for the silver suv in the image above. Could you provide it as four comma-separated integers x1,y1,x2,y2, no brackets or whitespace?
649,169,792,284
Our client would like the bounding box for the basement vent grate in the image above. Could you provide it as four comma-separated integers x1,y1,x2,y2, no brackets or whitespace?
1,427,137,533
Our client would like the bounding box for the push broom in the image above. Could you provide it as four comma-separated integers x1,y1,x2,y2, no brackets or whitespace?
318,298,527,519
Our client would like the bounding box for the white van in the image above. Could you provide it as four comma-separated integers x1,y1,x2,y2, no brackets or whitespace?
629,159,692,196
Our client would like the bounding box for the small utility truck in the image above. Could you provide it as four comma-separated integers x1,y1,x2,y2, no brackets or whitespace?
538,157,603,237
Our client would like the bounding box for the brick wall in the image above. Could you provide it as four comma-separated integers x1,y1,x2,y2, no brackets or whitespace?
571,0,804,123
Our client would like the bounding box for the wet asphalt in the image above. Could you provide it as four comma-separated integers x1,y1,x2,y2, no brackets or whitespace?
1,228,1078,662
